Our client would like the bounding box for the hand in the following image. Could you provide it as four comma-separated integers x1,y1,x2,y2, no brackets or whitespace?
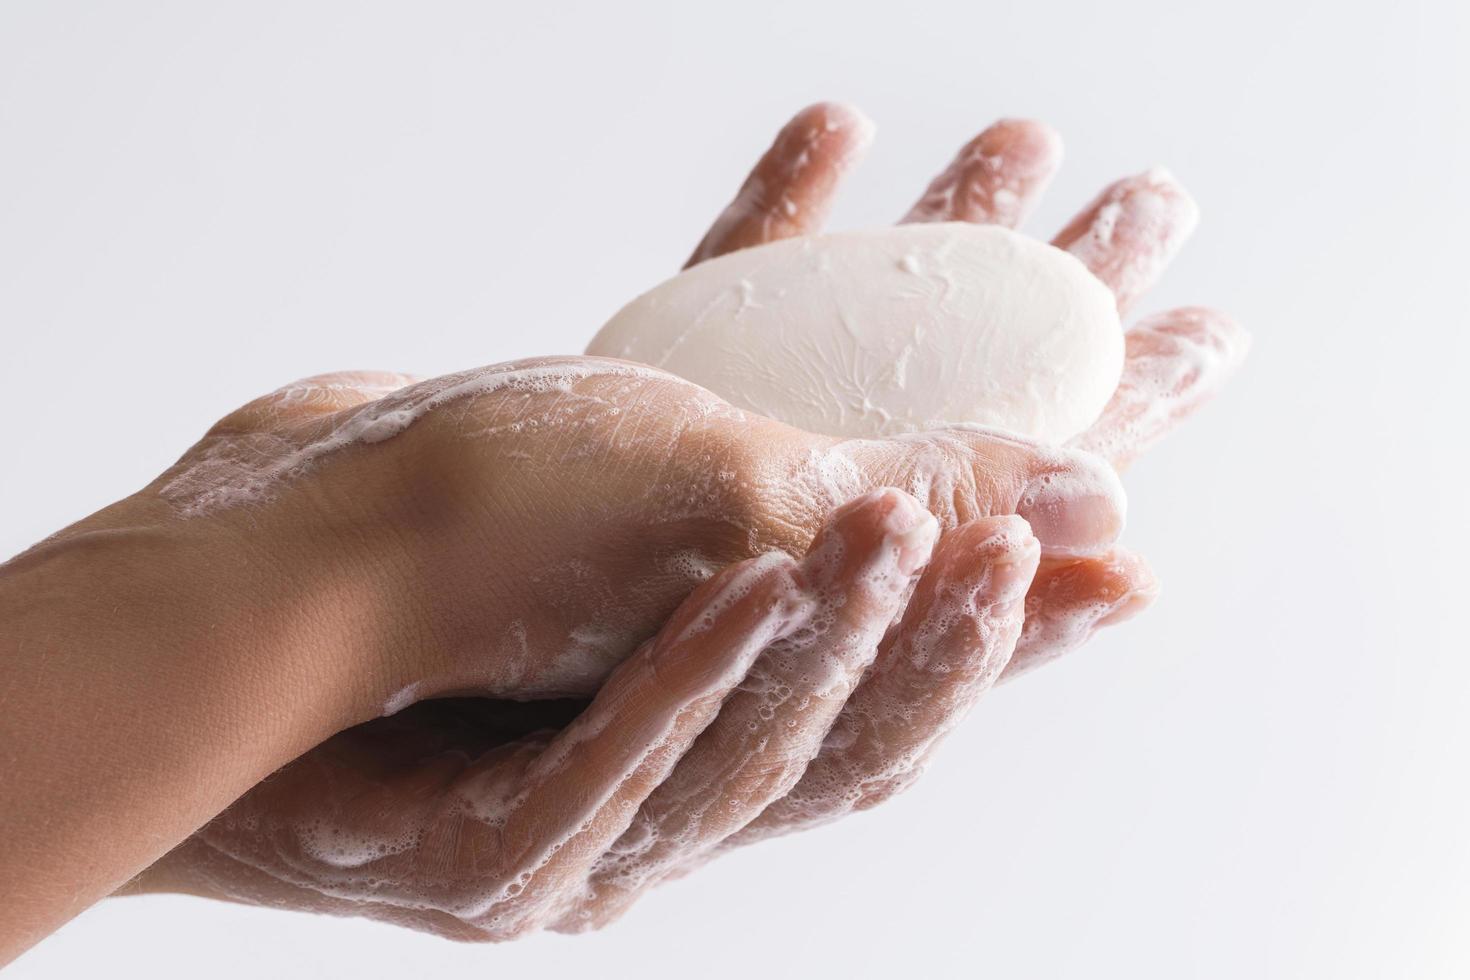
109,362,1123,718
136,490,1039,941
8,352,1104,957
138,103,1241,712
691,102,1250,676
122,104,1245,938
3,111,1129,960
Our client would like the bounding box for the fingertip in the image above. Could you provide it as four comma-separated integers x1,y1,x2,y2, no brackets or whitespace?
688,102,874,266
1107,546,1160,589
875,488,940,576
1055,166,1199,257
944,514,1041,568
1164,306,1252,364
1076,305,1250,469
905,118,1062,227
793,101,876,155
1068,549,1160,630
988,118,1064,169
945,514,1042,604
1092,548,1161,626
803,99,873,130
804,488,938,583
1140,165,1191,195
1137,166,1201,237
1097,584,1158,627
1016,448,1127,557
1134,307,1251,404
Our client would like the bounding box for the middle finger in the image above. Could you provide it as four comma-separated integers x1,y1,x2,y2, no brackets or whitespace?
901,118,1062,227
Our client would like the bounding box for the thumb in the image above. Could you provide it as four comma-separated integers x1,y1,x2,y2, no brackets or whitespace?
777,426,1126,558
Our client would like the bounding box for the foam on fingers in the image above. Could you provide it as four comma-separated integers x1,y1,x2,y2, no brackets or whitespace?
208,551,813,934
1013,443,1128,557
721,514,1038,843
686,101,875,266
1003,548,1159,680
902,118,1063,227
556,489,936,931
494,551,811,869
1069,306,1251,469
1052,167,1200,313
824,426,1126,558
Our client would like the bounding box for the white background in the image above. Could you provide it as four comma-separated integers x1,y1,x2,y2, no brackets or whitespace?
2,1,1467,977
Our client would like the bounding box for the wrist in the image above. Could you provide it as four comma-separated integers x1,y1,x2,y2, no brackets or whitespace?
11,504,394,741
0,523,336,784
0,504,399,956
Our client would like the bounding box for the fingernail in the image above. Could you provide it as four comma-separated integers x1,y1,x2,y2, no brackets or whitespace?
1016,451,1127,557
879,490,939,577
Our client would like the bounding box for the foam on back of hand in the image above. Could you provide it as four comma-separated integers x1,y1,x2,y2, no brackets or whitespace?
586,222,1123,443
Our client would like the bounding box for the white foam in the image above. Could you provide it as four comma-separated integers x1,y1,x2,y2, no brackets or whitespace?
160,358,676,515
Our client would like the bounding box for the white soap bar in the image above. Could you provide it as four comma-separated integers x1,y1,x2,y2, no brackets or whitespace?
586,222,1122,443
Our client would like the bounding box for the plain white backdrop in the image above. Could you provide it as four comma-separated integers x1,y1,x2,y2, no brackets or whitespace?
2,1,1466,977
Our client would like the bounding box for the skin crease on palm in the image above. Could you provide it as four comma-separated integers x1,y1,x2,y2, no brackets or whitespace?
114,103,1251,939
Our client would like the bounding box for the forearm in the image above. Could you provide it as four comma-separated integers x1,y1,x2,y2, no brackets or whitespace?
0,519,371,963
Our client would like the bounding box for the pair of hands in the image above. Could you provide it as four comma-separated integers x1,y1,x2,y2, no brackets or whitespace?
111,104,1247,940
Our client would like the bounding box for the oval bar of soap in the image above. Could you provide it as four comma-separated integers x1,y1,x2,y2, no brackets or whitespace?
587,222,1123,443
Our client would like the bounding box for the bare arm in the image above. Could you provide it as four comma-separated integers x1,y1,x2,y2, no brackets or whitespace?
0,515,379,961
